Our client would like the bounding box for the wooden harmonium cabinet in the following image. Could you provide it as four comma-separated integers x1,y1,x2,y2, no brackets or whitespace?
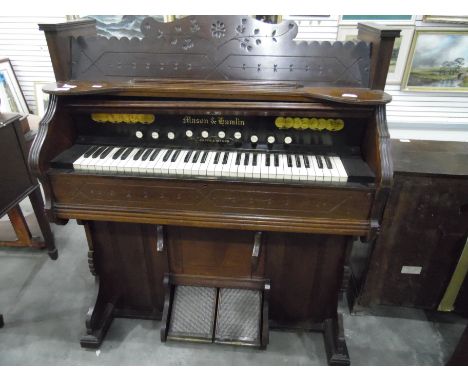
33,16,401,365
357,140,468,314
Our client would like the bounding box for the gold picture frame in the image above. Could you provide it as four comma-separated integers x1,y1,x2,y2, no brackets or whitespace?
401,29,468,92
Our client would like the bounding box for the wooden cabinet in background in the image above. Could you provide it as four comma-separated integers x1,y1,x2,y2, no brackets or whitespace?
355,140,468,312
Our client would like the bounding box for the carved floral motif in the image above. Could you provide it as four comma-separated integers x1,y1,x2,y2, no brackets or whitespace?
211,20,226,38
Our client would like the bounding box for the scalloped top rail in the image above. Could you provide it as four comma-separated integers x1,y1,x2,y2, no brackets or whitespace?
41,80,392,105
67,15,372,87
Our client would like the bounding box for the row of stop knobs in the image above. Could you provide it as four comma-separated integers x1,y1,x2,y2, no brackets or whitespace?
135,130,294,144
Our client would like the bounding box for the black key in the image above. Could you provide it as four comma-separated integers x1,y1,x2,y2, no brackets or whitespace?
274,154,279,167
184,151,193,163
92,146,106,158
171,150,181,162
192,151,201,163
133,148,145,160
316,156,323,169
141,148,153,161
287,155,292,167
200,151,208,163
295,155,301,168
324,156,333,169
150,149,160,161
222,152,229,165
83,146,98,158
265,154,270,167
235,152,241,165
112,147,125,160
253,153,258,166
120,147,133,160
244,153,250,166
163,149,173,162
303,155,310,168
213,151,221,165
99,146,113,159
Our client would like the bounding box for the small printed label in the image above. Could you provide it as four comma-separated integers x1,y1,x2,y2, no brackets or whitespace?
399,139,411,143
342,93,358,98
401,266,422,275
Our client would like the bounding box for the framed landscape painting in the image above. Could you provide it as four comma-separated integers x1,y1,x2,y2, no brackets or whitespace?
402,30,468,92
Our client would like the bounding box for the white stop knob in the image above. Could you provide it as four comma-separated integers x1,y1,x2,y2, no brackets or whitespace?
135,130,143,139
167,131,175,140
218,131,226,139
267,136,275,144
234,131,242,139
186,130,193,138
250,135,258,143
201,130,209,138
151,131,159,140
284,136,292,144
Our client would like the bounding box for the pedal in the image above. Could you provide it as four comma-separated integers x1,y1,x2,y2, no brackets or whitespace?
214,288,262,346
167,285,217,343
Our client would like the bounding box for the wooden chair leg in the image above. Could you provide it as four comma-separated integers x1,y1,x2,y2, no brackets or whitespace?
0,206,44,249
28,187,58,260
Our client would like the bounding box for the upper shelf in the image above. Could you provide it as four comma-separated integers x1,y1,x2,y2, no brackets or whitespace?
39,16,400,91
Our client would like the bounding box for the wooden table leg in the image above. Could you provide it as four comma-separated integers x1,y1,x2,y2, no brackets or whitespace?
28,187,58,260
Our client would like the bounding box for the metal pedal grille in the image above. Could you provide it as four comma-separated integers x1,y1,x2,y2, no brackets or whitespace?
214,288,262,346
167,285,217,342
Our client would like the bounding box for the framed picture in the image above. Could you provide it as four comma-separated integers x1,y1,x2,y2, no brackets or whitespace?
422,16,468,25
339,15,415,25
0,58,29,114
402,30,468,92
34,82,50,118
337,26,414,84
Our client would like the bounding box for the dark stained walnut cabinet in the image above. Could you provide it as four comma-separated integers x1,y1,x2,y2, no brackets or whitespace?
33,16,401,365
356,140,468,311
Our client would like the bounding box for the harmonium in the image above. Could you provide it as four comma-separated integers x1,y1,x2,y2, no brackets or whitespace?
32,16,400,365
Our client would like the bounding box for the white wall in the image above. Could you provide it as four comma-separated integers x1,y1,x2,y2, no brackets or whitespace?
0,16,66,114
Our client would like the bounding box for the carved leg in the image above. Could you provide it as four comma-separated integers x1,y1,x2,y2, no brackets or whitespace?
323,314,350,366
28,187,58,260
80,277,118,348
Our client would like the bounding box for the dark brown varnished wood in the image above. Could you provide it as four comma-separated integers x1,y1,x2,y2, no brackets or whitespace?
32,16,398,363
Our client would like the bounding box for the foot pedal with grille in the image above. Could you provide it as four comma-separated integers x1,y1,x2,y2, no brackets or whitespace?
162,283,269,348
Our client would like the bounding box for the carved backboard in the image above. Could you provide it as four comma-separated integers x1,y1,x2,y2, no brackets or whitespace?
70,15,371,87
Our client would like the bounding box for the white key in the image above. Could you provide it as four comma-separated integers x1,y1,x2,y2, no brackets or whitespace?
80,146,104,172
221,152,235,178
244,153,254,179
136,148,154,174
298,155,308,181
310,155,324,181
143,149,161,174
173,150,189,175
290,154,301,181
251,153,261,179
87,147,110,172
206,151,218,176
167,150,184,175
122,148,141,174
275,154,286,181
325,156,341,182
109,147,130,173
129,148,147,175
237,153,247,179
199,151,214,176
331,156,348,182
304,155,316,181
186,150,201,176
320,155,332,181
214,151,226,177
228,152,241,178
259,153,269,180
268,154,277,180
191,150,204,176
73,146,97,171
282,154,293,181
